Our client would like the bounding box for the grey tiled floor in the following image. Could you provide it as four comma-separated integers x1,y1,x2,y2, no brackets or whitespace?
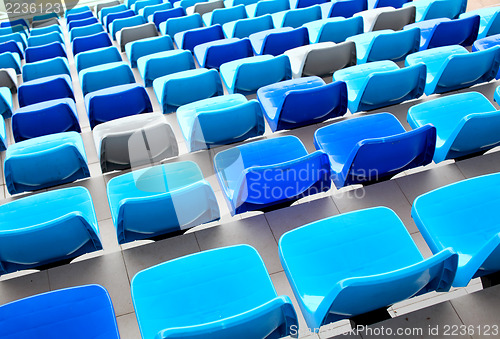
1,1,500,338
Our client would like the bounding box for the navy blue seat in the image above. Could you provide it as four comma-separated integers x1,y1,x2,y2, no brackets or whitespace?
12,98,80,142
1,19,29,30
85,83,153,128
0,40,23,59
72,31,113,55
66,10,94,24
18,74,74,107
173,24,224,52
25,42,67,63
250,27,309,56
315,113,436,188
152,7,185,29
258,77,347,132
321,0,367,18
68,17,99,31
194,38,253,69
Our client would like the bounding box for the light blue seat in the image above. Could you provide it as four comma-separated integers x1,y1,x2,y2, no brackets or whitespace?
12,98,80,142
69,23,105,42
333,60,426,113
125,35,174,68
100,4,128,23
407,92,500,163
0,87,13,119
33,12,60,22
271,5,322,28
412,173,500,287
27,31,64,47
141,2,173,18
72,31,113,55
405,45,500,95
68,17,99,32
85,83,153,128
177,94,264,151
225,0,259,7
108,162,219,243
25,42,67,63
222,14,274,38
159,13,202,37
106,9,135,31
403,0,466,22
137,49,194,87
315,113,435,187
304,16,363,44
131,244,298,338
460,6,500,39
18,74,74,108
0,52,21,74
152,7,186,29
75,46,123,73
0,24,28,37
0,41,23,60
174,0,207,10
0,32,27,50
496,85,500,103
79,61,135,96
66,11,93,24
194,37,253,69
111,15,147,40
202,5,247,26
4,132,90,195
0,188,101,275
214,135,331,215
279,206,457,330
153,68,223,113
258,77,347,132
250,27,309,56
0,114,5,150
133,0,163,14
220,54,291,94
404,16,479,50
22,56,70,82
173,24,224,51
348,28,419,63
66,5,92,17
30,24,61,36
245,0,290,17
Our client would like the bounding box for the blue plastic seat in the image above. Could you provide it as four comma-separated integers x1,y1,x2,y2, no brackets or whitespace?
108,162,219,243
75,46,122,73
125,35,174,68
220,54,291,95
245,0,290,17
153,68,223,113
250,27,309,56
25,42,67,63
407,92,500,163
291,0,327,8
405,16,480,50
194,37,253,69
27,31,63,47
0,41,23,60
203,4,247,26
0,24,28,37
0,19,29,30
4,132,90,194
106,9,136,31
316,113,435,187
271,5,322,28
174,0,208,10
12,98,80,142
69,23,105,41
369,0,409,8
334,60,426,113
222,14,274,38
0,32,27,50
279,206,457,330
412,173,500,287
405,45,500,95
214,135,331,215
79,61,135,96
258,77,347,132
320,0,367,18
0,188,101,275
177,94,264,151
30,24,61,36
68,17,99,31
348,28,419,63
138,49,195,87
152,7,186,29
0,52,21,74
66,5,92,17
32,12,59,22
141,2,172,18
403,0,466,22
18,74,74,107
304,16,363,43
66,10,94,24
22,56,70,82
111,15,147,40
100,4,128,23
173,24,224,51
72,31,113,55
132,244,298,338
0,87,13,119
133,0,162,13
460,6,500,39
85,83,153,128
159,13,202,37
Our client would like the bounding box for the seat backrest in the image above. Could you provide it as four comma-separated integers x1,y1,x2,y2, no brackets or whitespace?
106,9,135,30
317,16,364,43
165,13,202,37
368,27,420,62
75,46,122,73
112,15,147,39
329,0,367,18
119,22,158,51
234,55,291,93
68,17,98,31
427,15,479,49
283,5,322,28
193,0,224,16
373,6,415,31
69,23,104,42
180,24,224,51
204,38,253,69
81,62,135,96
25,42,67,63
153,7,186,29
254,0,290,17
484,10,500,37
22,57,70,82
263,26,309,56
423,0,466,21
230,15,274,39
72,31,113,56
303,41,356,76
18,74,74,107
209,5,247,26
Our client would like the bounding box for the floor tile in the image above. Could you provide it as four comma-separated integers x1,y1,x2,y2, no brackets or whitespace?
455,150,500,179
0,270,50,306
117,312,141,339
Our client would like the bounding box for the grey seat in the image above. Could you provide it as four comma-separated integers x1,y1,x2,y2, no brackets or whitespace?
117,22,159,52
0,68,18,93
285,41,356,78
32,17,60,28
92,112,179,173
188,0,225,17
96,1,122,13
356,6,416,32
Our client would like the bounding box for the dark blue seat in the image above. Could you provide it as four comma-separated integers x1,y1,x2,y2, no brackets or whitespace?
85,83,153,128
66,10,94,24
249,27,309,56
67,17,99,31
25,42,67,63
194,38,253,69
72,31,113,55
315,112,436,188
369,0,409,8
106,9,135,31
174,24,224,52
258,77,347,131
18,74,74,107
12,98,80,142
0,40,23,59
321,0,367,18
1,19,29,30
152,7,185,29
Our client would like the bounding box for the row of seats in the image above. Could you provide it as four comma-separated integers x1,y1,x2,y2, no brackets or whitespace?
2,170,500,336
